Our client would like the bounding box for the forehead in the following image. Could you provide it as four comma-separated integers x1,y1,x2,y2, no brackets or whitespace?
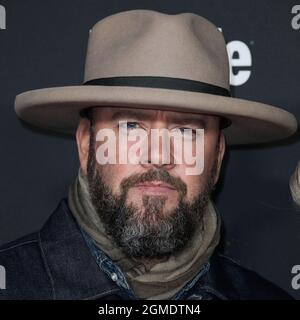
91,106,220,125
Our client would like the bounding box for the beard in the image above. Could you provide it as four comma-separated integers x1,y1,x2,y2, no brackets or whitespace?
86,126,219,260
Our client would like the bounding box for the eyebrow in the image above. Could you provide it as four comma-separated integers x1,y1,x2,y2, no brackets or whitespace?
112,110,150,121
111,110,206,127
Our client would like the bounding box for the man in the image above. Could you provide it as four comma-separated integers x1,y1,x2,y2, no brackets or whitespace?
0,9,297,300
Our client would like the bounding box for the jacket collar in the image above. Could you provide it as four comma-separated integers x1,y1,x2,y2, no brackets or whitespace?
38,198,228,300
39,198,125,300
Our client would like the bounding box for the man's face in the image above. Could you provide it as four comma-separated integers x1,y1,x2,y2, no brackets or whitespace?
76,107,225,260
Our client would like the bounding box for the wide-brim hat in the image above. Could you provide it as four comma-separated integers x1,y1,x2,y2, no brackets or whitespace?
14,9,298,145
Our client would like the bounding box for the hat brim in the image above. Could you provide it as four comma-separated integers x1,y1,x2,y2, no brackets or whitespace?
14,85,298,145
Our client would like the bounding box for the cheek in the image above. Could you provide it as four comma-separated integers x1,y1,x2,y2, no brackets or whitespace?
174,166,204,200
176,157,214,201
203,134,219,170
184,177,202,200
97,164,138,194
95,164,122,193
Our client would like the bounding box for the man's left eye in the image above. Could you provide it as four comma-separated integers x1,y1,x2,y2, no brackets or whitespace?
126,122,141,130
179,128,197,138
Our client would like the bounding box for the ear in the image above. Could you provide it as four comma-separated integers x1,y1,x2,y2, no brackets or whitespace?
76,118,91,175
213,131,226,185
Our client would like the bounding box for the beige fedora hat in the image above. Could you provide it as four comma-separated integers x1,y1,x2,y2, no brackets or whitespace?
15,9,297,145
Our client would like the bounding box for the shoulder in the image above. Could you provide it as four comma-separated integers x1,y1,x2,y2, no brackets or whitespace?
0,232,41,273
0,228,53,299
208,252,293,300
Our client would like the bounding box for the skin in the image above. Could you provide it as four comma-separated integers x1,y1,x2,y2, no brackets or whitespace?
76,107,226,217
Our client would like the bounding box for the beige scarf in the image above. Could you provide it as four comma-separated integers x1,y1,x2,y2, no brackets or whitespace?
68,168,221,300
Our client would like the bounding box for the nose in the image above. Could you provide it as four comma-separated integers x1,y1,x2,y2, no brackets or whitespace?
139,125,176,171
140,158,176,171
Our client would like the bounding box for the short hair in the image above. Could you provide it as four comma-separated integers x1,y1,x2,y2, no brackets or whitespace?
79,107,93,120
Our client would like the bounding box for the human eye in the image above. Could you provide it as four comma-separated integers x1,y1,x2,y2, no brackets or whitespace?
126,121,141,130
118,121,139,129
118,121,147,134
179,127,197,140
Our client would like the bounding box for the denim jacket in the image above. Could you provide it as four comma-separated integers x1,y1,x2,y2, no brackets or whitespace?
0,198,293,300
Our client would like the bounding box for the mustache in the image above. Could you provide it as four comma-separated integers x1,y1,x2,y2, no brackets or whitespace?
119,168,187,198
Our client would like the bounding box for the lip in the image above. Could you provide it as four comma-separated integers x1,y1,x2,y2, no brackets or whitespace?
135,181,176,189
134,181,176,194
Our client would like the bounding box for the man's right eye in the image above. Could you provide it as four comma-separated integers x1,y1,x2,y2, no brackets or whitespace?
118,121,143,131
